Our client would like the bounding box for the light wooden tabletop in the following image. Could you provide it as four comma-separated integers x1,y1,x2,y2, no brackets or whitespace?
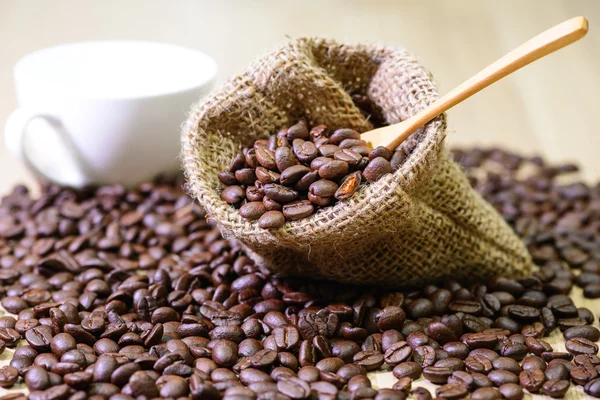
0,1,599,399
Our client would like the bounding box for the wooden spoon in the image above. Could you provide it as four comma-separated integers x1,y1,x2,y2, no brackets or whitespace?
362,16,589,151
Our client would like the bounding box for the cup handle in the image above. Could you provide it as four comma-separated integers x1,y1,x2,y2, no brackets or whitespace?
4,108,88,186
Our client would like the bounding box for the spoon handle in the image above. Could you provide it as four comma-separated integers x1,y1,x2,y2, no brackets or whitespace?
364,16,588,151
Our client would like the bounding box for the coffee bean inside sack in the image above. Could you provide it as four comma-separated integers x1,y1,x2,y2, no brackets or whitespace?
219,121,398,229
0,146,600,399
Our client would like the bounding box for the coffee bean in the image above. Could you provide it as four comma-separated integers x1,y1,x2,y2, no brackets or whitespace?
315,357,343,373
282,200,314,221
436,383,467,399
239,202,268,220
487,370,518,386
384,341,413,366
545,363,570,381
498,383,523,400
353,350,384,371
318,144,341,158
565,337,599,355
422,366,453,384
519,368,545,392
465,355,493,374
363,157,392,182
263,184,298,203
25,366,51,391
335,172,362,200
329,129,360,145
413,345,436,368
281,165,310,186
277,377,311,399
26,326,53,350
411,387,432,400
288,123,309,141
542,378,570,398
221,185,245,204
570,362,598,385
255,148,277,170
333,149,361,167
585,378,600,397
369,146,393,161
564,325,600,341
392,362,422,380
336,363,366,381
50,333,77,357
318,160,349,181
471,387,501,400
258,211,285,229
275,146,298,172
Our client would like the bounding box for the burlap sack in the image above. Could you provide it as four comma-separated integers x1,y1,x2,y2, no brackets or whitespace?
181,37,533,287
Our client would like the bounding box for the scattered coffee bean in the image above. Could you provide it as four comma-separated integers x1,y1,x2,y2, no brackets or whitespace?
0,147,599,398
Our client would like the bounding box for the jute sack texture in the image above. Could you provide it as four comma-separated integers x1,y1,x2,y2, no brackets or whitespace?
181,37,533,287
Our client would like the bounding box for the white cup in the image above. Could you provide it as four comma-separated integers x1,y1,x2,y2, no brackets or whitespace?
4,41,217,187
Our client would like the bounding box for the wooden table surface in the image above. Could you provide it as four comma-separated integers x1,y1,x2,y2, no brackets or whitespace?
0,1,599,398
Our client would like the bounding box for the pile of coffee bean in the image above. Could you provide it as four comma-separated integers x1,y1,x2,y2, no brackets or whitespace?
0,147,598,399
453,148,600,299
219,121,403,229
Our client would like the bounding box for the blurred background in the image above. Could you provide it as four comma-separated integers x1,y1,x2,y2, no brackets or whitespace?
1,0,599,192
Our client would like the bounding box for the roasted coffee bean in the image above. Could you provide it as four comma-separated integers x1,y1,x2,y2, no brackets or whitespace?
465,355,493,374
330,129,360,145
585,378,600,397
336,363,366,381
315,357,344,373
258,210,285,229
363,157,392,182
434,358,465,372
436,383,468,399
411,387,432,400
275,146,298,172
280,165,311,186
263,184,298,203
519,368,545,393
282,200,314,221
427,322,457,344
445,370,472,389
570,362,598,385
542,378,570,398
487,369,518,386
319,160,349,181
392,362,422,380
545,363,570,381
422,366,453,384
353,350,384,371
564,325,600,341
221,186,245,204
498,383,523,400
334,149,362,167
26,326,53,350
492,357,521,374
471,386,501,400
443,342,469,360
25,366,51,391
277,377,311,399
239,202,268,221
413,346,436,368
318,144,341,158
384,341,413,366
565,337,599,355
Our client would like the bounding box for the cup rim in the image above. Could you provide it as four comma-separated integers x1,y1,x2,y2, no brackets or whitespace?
14,40,218,100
